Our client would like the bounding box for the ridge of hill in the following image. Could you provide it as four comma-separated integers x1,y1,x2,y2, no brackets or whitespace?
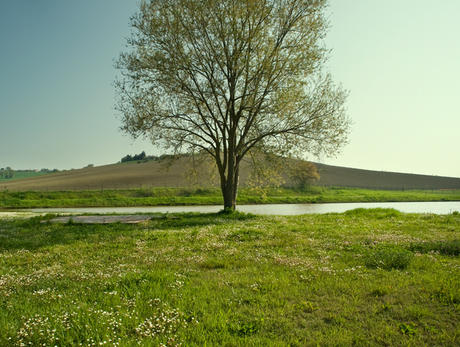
1,158,459,191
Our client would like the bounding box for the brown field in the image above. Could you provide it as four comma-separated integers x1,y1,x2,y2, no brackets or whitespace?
314,163,460,190
1,157,459,191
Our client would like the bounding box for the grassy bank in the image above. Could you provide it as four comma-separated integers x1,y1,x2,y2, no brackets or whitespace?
1,187,460,209
0,210,459,345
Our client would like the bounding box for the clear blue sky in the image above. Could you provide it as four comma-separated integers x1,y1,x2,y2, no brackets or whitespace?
1,0,459,177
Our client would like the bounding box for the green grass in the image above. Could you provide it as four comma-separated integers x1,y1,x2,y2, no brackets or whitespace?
1,187,459,209
0,210,459,345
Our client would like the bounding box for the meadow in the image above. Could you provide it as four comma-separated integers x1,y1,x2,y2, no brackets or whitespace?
0,187,459,209
0,209,459,345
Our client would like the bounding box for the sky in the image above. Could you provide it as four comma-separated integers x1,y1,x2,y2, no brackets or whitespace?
0,0,459,177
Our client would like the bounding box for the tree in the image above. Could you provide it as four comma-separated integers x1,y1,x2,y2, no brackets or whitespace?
133,151,146,161
0,167,14,179
121,154,133,163
289,160,320,188
115,0,350,210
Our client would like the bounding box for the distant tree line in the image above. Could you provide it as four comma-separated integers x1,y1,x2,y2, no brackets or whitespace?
120,151,180,163
39,168,59,173
0,167,59,180
121,151,147,163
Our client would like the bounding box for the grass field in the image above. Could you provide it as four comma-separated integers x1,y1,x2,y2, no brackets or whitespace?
0,210,459,345
1,187,460,209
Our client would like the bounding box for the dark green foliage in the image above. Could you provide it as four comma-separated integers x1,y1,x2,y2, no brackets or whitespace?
121,151,149,163
229,319,263,336
364,244,413,270
399,323,417,336
409,240,459,256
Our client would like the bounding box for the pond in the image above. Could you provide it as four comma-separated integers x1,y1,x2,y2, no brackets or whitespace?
24,201,460,215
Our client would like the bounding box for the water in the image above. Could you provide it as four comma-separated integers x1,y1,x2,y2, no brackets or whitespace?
24,201,460,215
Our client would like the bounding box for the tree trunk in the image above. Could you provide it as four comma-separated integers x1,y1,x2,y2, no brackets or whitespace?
223,183,236,210
220,119,239,211
221,162,239,211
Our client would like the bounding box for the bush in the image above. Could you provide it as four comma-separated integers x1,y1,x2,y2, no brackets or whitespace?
409,240,459,256
121,151,147,163
364,244,413,270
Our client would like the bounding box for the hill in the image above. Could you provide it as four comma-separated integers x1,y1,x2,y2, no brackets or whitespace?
1,157,459,191
314,163,460,190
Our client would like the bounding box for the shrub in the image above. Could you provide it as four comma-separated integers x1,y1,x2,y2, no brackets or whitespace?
409,240,459,256
364,244,413,270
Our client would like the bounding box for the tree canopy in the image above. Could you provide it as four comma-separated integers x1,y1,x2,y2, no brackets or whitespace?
116,0,350,209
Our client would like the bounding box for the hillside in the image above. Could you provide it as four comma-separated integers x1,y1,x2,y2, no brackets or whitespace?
1,157,459,191
314,163,460,190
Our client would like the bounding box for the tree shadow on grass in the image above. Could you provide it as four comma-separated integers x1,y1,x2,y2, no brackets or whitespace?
0,212,255,252
0,217,128,252
150,211,254,230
